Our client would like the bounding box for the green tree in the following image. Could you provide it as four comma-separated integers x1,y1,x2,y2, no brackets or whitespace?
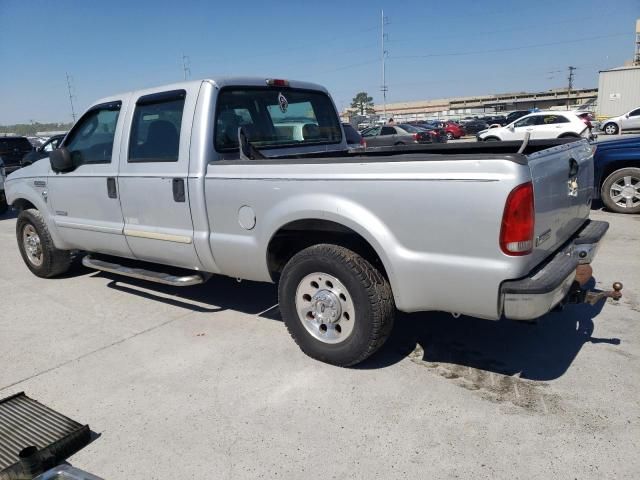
350,92,375,115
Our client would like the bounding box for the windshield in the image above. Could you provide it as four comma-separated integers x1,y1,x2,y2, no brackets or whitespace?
214,87,342,152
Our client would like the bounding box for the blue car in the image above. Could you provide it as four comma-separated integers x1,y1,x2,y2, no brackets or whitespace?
593,135,640,214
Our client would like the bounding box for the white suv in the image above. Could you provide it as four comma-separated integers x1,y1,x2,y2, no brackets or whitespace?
477,111,588,141
601,107,640,135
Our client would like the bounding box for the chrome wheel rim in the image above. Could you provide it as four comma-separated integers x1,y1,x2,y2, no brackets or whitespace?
295,272,355,344
610,175,640,209
604,124,617,135
22,224,43,266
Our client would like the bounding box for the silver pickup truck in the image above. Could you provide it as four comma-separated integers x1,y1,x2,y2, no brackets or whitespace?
5,77,621,366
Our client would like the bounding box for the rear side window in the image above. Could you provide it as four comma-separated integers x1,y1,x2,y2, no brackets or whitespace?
380,126,396,135
129,90,185,163
542,115,569,124
64,103,121,165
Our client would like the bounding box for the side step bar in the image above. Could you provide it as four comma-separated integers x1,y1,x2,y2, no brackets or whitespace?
82,255,206,287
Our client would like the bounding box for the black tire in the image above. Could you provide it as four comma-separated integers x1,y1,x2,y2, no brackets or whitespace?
446,132,454,140
484,137,500,142
0,194,7,215
394,141,406,146
16,208,71,277
600,167,640,214
278,244,395,367
602,123,619,135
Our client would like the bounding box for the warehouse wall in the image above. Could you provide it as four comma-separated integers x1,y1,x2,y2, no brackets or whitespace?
597,67,640,117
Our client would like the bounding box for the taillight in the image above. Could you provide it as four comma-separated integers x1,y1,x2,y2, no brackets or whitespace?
360,137,366,147
500,182,534,256
412,133,419,140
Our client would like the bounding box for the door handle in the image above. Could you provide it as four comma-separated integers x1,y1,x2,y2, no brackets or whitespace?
106,177,117,199
172,178,185,202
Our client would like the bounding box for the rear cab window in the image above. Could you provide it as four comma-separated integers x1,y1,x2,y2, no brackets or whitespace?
214,87,342,155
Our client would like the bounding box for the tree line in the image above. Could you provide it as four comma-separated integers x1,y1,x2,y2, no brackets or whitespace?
0,122,74,136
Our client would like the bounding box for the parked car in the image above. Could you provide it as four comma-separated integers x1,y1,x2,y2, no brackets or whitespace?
593,135,640,214
0,157,7,214
408,122,447,143
462,119,490,135
0,136,34,173
505,110,531,124
485,115,508,126
477,112,589,141
342,123,365,151
600,107,640,135
21,134,66,167
442,121,465,140
361,124,434,146
5,76,619,366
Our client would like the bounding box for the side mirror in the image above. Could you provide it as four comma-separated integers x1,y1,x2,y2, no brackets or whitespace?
50,147,74,173
625,114,630,118
508,124,515,131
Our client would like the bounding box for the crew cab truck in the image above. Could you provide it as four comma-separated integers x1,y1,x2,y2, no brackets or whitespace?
5,77,622,366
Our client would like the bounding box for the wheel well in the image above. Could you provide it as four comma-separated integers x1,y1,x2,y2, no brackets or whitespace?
12,198,36,211
483,136,500,141
558,132,580,138
267,219,388,282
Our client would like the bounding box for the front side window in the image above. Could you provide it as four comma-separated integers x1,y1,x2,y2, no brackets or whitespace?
629,108,640,117
129,91,185,163
514,116,541,128
380,126,396,135
361,126,381,137
64,104,121,166
214,87,342,153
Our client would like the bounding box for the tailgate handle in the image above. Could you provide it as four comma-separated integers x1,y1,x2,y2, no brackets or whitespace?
568,158,579,177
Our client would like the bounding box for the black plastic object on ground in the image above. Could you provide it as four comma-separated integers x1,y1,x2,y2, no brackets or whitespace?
0,392,91,480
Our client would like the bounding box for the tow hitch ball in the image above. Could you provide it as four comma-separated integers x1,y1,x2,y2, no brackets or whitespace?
568,281,624,305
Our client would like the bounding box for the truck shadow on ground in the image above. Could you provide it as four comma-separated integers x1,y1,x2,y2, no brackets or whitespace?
88,264,620,381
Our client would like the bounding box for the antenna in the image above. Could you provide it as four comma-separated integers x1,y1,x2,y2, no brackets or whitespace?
381,10,390,120
66,73,76,122
567,66,577,110
182,54,191,80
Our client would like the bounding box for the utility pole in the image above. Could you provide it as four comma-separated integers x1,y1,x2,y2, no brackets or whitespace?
381,10,389,121
567,66,577,110
66,73,76,122
182,54,191,80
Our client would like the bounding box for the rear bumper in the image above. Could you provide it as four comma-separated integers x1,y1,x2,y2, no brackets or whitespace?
501,220,609,320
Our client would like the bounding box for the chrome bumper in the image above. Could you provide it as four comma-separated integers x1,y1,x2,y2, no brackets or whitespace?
501,220,609,321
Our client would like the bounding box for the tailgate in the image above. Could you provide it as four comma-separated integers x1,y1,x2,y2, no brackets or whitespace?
526,140,594,266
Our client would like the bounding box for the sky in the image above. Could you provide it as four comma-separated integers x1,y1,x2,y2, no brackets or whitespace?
0,0,638,124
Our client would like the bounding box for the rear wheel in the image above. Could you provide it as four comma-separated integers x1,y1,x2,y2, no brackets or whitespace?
601,168,640,214
446,132,454,140
603,123,619,135
278,244,395,366
16,209,71,277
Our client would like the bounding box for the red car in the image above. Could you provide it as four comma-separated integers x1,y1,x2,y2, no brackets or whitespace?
443,121,465,140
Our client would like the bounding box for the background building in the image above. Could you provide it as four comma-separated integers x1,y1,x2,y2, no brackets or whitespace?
597,65,640,117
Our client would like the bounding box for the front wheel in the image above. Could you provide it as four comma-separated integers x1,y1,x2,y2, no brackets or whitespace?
601,168,640,214
446,132,454,140
16,209,71,277
278,244,395,366
603,123,619,135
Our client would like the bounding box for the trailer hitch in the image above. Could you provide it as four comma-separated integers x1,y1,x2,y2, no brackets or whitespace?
567,281,623,305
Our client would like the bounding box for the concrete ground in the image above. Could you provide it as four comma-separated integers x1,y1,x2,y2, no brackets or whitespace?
0,208,638,479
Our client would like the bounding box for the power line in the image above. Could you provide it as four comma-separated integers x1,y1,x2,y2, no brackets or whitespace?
65,73,76,122
391,32,628,59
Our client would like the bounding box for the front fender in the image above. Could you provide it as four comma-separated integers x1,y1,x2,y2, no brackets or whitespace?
5,178,68,249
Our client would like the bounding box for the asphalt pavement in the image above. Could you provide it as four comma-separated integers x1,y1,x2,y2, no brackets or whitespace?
0,208,638,479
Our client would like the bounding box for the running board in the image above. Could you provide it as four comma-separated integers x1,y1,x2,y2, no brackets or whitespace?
82,255,206,287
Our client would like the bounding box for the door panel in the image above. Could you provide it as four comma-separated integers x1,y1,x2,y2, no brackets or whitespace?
117,88,202,270
47,98,133,256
